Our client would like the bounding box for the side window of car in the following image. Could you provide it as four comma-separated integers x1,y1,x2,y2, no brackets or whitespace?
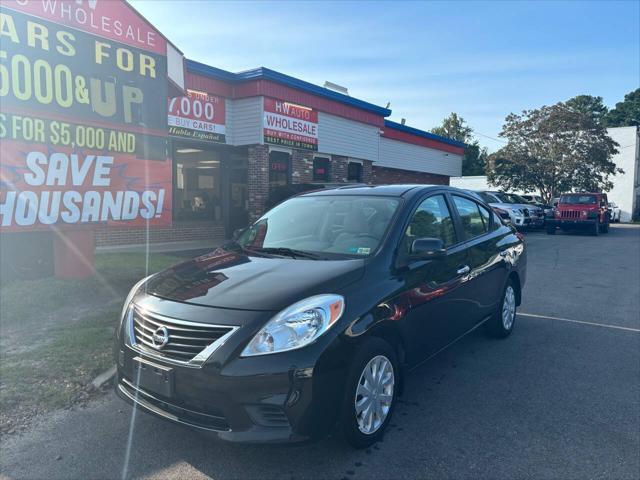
479,204,500,231
490,209,504,228
452,195,488,238
402,195,457,253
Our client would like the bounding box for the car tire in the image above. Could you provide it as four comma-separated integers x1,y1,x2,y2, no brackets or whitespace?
487,279,517,338
593,221,600,236
546,227,556,235
341,337,399,449
601,222,609,233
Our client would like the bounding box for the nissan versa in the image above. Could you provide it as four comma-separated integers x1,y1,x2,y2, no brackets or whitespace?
114,185,526,447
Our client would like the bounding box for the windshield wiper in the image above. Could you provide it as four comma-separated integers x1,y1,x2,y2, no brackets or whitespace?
248,247,323,260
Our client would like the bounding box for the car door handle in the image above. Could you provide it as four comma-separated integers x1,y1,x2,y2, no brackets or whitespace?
456,265,470,275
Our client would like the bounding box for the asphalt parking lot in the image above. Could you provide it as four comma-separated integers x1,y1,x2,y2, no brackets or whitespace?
2,225,639,480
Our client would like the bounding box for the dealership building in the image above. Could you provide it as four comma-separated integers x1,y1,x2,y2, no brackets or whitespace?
94,59,465,246
0,0,464,263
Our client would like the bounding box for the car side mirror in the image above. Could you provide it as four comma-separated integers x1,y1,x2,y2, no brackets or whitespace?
232,228,245,241
409,238,446,260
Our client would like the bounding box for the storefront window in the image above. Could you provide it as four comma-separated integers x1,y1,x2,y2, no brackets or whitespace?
347,161,363,182
313,157,330,182
269,151,291,187
174,145,222,221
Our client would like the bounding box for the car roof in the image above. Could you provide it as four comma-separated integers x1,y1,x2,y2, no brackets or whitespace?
300,184,466,199
562,192,603,195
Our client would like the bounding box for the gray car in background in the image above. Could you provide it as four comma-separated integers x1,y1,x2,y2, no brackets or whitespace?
471,191,531,228
486,192,545,228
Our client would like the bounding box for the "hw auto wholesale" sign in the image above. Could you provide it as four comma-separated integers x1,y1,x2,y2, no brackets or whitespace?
0,0,173,231
263,98,318,151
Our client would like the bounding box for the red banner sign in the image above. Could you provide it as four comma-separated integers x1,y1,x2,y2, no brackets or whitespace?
168,90,226,143
263,98,318,151
0,1,172,231
7,0,167,54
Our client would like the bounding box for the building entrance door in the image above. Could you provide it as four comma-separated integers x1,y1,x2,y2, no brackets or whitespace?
224,151,249,235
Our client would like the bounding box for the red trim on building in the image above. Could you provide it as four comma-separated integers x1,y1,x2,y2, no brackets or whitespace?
235,80,384,126
185,75,384,127
382,128,465,155
186,72,234,98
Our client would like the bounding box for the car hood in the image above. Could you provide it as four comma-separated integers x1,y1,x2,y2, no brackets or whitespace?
491,202,540,212
557,204,599,209
489,202,520,211
144,247,365,311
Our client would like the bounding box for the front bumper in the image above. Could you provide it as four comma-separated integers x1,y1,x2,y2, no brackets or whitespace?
530,215,545,227
546,218,597,228
114,297,350,444
511,215,531,227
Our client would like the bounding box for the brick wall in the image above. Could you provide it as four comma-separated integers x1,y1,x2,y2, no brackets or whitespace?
330,155,349,182
247,144,269,222
95,221,225,246
362,160,373,184
372,166,450,185
291,149,314,183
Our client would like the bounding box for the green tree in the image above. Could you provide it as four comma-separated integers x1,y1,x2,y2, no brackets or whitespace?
431,113,486,175
431,112,473,143
462,141,488,176
565,95,608,125
487,102,620,203
604,88,640,127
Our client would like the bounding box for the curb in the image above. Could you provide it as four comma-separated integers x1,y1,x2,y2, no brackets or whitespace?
92,365,117,389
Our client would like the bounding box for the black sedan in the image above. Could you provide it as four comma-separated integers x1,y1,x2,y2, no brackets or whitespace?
114,185,526,448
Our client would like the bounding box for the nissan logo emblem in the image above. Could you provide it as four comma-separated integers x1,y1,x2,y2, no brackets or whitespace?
151,326,169,349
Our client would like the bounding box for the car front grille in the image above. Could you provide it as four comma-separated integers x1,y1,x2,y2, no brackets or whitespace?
560,210,581,219
130,307,237,366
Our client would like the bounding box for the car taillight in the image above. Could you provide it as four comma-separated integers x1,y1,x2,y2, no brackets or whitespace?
516,232,525,242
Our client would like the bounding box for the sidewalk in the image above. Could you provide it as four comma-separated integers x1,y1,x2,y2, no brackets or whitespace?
96,238,226,254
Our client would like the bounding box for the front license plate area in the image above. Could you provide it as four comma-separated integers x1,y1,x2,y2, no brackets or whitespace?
132,356,174,398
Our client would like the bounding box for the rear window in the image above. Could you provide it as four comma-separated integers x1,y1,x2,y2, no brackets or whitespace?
560,194,597,205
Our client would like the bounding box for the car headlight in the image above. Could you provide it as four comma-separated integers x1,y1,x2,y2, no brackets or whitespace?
241,294,345,356
120,275,152,321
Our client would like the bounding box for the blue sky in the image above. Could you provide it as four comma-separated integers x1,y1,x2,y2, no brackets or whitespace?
131,0,639,151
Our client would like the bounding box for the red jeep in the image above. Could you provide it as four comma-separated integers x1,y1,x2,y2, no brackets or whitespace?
546,192,610,236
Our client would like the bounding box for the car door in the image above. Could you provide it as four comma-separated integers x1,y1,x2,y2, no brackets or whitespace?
394,193,476,365
449,194,511,323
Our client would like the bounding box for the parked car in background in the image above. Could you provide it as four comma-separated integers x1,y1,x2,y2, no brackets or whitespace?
502,193,545,228
114,185,526,448
522,194,543,204
521,195,554,222
546,192,610,236
473,191,529,228
463,190,512,225
608,202,621,222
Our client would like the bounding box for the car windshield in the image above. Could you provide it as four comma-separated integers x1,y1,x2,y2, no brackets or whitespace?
560,194,597,205
511,194,530,204
236,195,401,258
477,192,499,204
491,192,519,204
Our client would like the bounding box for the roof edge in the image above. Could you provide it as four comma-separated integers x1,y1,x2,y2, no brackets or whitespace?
384,120,467,148
185,59,391,117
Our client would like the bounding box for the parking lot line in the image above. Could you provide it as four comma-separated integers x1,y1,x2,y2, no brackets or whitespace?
519,312,640,333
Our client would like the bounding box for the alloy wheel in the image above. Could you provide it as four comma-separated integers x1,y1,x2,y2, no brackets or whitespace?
354,355,395,435
502,285,516,330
